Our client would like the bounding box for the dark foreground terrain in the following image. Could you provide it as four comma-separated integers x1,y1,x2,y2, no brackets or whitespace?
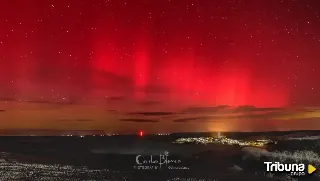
0,130,320,181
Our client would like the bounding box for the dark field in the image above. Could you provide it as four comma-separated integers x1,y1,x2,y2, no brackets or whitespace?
0,131,320,181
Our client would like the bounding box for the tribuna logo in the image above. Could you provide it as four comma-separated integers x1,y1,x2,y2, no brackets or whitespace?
264,162,305,176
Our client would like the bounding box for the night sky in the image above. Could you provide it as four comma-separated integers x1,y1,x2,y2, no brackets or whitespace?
1,0,320,134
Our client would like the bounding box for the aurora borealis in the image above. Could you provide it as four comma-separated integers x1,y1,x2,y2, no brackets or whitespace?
0,0,320,134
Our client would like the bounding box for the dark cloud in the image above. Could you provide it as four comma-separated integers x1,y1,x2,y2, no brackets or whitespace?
172,116,214,123
214,111,291,120
25,100,76,105
128,112,174,116
182,105,230,113
76,119,94,122
296,108,319,113
161,115,179,119
233,105,283,113
119,118,159,123
181,105,284,115
172,110,302,123
0,97,76,106
108,109,119,112
226,111,289,120
57,119,94,122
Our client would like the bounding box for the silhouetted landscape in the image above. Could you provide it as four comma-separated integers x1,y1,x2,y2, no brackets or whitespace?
0,130,319,180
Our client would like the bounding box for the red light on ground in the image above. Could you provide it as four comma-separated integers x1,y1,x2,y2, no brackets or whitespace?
139,131,144,137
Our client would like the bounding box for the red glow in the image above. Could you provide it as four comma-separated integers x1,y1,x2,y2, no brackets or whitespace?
1,0,320,134
2,0,318,117
80,8,294,108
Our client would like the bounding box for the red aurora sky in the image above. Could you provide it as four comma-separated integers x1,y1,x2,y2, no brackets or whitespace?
0,0,320,133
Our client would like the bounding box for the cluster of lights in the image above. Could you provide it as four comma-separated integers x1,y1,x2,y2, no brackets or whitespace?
173,136,273,147
157,133,170,136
